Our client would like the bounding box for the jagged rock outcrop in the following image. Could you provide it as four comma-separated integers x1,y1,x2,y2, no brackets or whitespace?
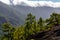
27,25,60,40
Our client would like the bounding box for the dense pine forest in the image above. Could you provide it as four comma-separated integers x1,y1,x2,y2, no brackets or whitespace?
0,12,60,40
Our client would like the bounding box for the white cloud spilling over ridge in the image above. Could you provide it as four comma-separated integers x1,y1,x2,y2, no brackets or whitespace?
0,0,10,4
0,0,60,8
17,1,60,8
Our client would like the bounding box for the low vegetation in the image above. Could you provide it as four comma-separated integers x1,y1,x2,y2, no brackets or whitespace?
0,12,60,40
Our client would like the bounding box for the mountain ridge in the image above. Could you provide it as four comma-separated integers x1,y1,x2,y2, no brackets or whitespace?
13,5,60,19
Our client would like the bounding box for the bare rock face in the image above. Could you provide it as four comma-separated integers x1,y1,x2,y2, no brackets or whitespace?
27,25,60,40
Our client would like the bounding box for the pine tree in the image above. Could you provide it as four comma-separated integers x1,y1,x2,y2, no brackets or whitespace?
2,23,15,40
24,13,36,40
46,13,60,26
38,17,44,31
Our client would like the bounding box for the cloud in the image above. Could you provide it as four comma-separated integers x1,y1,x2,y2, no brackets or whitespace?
17,1,60,8
0,0,60,8
0,0,10,4
13,0,28,4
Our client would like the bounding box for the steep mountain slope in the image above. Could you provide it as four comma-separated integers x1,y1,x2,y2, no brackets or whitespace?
0,2,25,26
0,2,26,35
